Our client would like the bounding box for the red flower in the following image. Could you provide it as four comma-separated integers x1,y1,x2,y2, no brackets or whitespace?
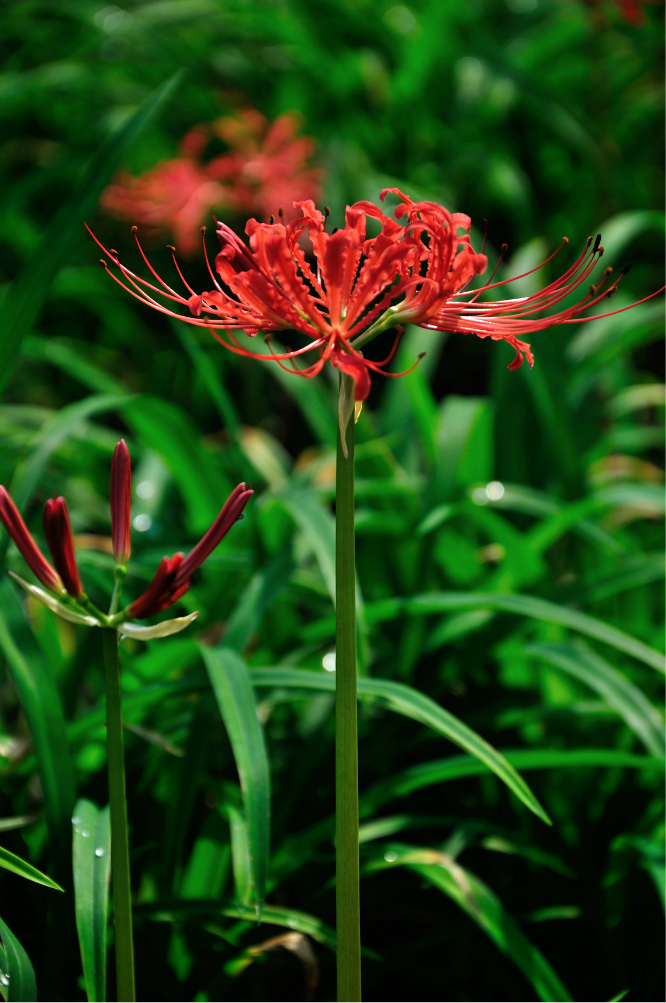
90,188,663,402
110,439,132,567
127,482,253,618
43,497,84,599
100,111,321,257
0,487,65,595
101,160,230,258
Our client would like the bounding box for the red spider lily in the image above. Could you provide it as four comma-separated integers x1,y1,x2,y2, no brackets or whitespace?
101,111,321,257
0,487,65,595
128,482,253,618
43,497,84,599
110,439,132,567
89,188,664,403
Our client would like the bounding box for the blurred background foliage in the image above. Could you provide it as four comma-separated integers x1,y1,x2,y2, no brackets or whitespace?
0,0,664,1000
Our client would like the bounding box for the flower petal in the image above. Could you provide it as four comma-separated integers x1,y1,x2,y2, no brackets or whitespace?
118,610,199,640
8,572,100,626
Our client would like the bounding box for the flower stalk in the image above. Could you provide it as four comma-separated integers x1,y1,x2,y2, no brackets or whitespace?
102,627,135,1003
335,377,361,1002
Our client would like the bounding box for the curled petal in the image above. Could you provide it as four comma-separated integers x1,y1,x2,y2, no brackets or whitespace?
330,347,372,401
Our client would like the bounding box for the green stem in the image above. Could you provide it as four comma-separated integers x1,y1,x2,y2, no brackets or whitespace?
335,398,361,1002
102,629,136,1002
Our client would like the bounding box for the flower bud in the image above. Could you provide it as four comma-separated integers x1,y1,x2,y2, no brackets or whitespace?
0,487,64,594
43,497,84,599
110,440,132,566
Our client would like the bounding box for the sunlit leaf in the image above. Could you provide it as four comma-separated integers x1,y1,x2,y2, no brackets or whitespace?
72,799,111,1003
0,845,63,891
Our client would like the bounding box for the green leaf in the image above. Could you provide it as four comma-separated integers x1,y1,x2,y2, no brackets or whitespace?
435,396,493,499
200,647,271,914
361,748,664,815
0,72,183,396
363,592,665,672
180,807,230,901
224,549,293,654
249,668,550,824
0,915,37,1002
72,800,111,1003
227,804,253,908
0,845,63,891
136,899,337,950
373,846,572,1001
122,395,232,534
0,579,75,841
527,642,665,758
278,488,337,603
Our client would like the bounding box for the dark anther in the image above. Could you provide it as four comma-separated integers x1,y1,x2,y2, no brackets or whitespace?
269,214,275,224
201,226,206,234
324,206,331,218
500,243,508,255
332,227,339,234
166,245,175,252
598,247,604,257
620,262,633,276
589,284,597,296
562,237,569,245
586,236,593,247
99,259,108,267
278,206,284,218
593,233,602,253
131,225,138,233
417,352,427,360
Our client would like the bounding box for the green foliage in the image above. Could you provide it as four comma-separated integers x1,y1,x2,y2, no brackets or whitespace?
0,0,663,1000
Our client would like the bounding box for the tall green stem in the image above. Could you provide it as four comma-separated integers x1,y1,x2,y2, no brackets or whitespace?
335,403,361,1002
102,628,136,1002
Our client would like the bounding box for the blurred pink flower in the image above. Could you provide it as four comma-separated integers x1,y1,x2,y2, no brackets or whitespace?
101,111,322,256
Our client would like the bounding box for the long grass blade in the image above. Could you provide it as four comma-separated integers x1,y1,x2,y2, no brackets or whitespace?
0,580,75,842
364,592,665,672
372,846,573,1002
0,915,37,1002
72,799,111,1003
249,668,550,824
201,647,271,914
0,72,183,396
527,641,665,757
361,748,664,815
0,845,63,891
